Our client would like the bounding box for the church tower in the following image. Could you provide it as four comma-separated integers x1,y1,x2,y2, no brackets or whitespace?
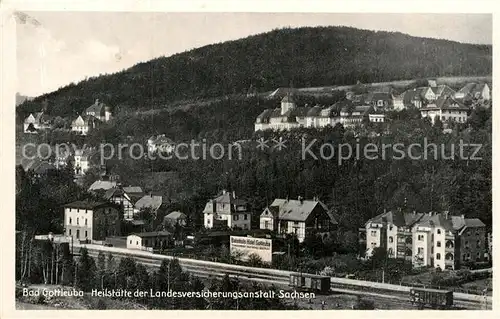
281,93,296,115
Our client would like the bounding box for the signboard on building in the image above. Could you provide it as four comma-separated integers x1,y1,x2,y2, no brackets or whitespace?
230,236,273,263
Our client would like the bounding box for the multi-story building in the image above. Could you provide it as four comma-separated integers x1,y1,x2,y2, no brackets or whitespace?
339,105,372,129
23,112,53,133
420,97,469,125
85,99,112,122
455,83,490,101
203,190,251,230
259,197,338,242
63,200,121,242
73,148,99,176
71,115,101,136
362,210,487,270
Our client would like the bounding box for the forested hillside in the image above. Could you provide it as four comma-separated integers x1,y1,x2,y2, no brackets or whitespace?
17,26,491,118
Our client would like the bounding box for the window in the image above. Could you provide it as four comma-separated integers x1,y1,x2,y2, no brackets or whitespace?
437,241,441,247
130,240,132,244
437,229,441,235
207,219,211,225
445,253,454,261
85,231,87,238
370,231,377,236
77,218,79,225
69,217,72,225
417,247,424,254
69,229,72,236
244,214,248,220
418,235,424,241
371,242,376,247
264,221,269,229
436,253,441,260
389,225,393,231
233,215,239,221
76,230,80,239
389,236,394,243
85,219,87,226
136,241,139,245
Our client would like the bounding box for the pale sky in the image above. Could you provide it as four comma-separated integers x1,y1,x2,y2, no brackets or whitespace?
16,12,492,97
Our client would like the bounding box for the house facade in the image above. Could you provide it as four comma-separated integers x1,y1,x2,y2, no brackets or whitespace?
362,210,487,270
147,135,175,154
420,97,469,125
259,197,338,242
86,99,112,122
24,112,52,133
203,190,251,230
455,83,490,101
126,231,172,251
63,201,121,242
74,148,98,176
71,115,101,135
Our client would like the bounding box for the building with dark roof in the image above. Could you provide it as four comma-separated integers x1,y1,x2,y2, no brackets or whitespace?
127,231,172,251
203,190,251,230
63,200,122,242
420,97,469,125
362,210,487,270
71,114,102,136
455,83,490,101
259,197,337,242
85,99,112,122
23,112,53,133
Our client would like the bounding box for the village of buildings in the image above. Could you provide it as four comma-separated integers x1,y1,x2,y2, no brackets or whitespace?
19,79,492,275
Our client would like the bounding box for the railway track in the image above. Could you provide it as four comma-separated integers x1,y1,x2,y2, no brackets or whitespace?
77,244,490,310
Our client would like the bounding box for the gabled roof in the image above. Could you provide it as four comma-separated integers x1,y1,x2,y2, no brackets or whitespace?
123,186,144,194
458,83,488,96
104,188,126,200
86,100,109,115
24,112,50,124
63,200,113,210
135,194,164,212
306,106,323,117
88,180,117,192
431,85,456,97
164,211,186,220
267,87,299,99
269,198,330,222
369,92,393,102
130,231,171,238
421,97,468,111
366,210,426,228
72,114,102,126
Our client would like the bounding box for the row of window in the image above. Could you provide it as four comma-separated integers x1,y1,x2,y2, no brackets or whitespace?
441,116,465,122
68,217,88,226
68,229,87,239
232,214,248,221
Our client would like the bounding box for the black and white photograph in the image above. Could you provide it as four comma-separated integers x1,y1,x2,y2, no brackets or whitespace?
1,1,495,314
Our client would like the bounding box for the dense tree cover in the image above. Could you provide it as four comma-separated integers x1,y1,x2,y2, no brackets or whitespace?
96,100,491,231
17,26,491,118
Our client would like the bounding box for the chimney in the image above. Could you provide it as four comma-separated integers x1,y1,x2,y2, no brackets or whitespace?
222,189,226,195
232,191,236,198
461,214,465,219
298,196,303,204
444,211,449,219
428,212,433,216
95,99,99,104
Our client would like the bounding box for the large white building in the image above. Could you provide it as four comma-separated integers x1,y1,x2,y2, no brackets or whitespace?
255,95,381,131
361,210,487,270
420,97,469,125
63,200,121,243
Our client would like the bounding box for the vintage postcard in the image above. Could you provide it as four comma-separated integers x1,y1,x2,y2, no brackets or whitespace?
0,0,496,317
